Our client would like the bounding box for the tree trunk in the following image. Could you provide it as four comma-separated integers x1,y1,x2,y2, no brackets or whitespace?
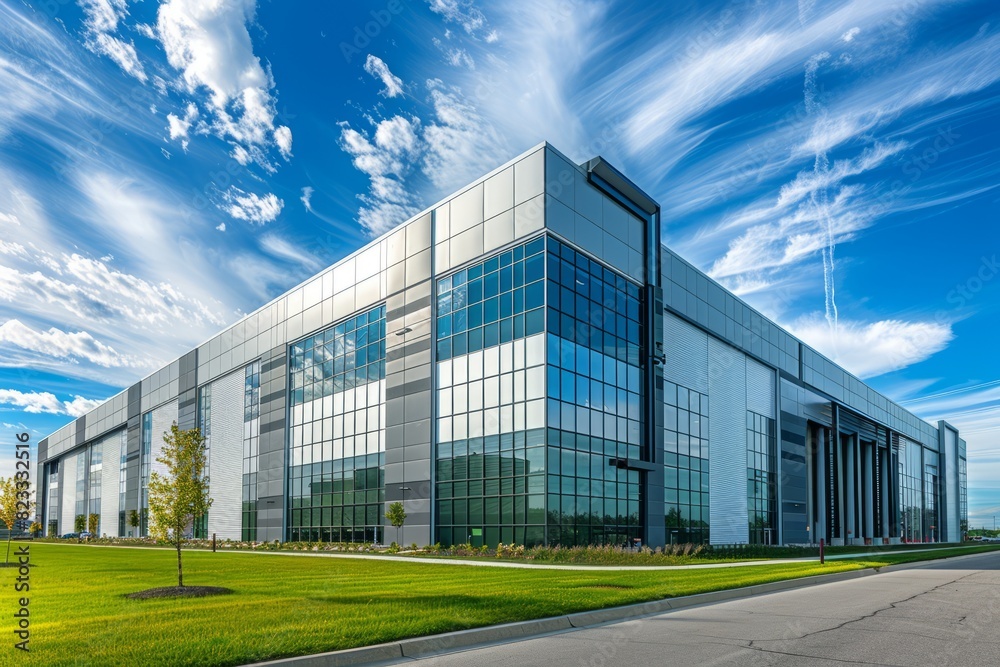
5,534,11,564
177,540,183,587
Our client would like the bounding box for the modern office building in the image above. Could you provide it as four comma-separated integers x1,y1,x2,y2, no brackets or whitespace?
37,143,969,548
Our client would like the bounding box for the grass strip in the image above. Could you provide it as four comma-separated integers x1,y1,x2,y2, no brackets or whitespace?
4,542,999,666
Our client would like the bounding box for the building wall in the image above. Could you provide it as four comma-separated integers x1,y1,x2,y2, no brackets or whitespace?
98,430,124,536
35,141,965,548
206,369,245,540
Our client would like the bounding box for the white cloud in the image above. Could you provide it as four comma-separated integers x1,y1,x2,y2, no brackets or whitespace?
221,187,284,225
428,0,490,38
274,125,293,159
792,316,954,378
216,222,226,232
63,395,106,417
300,186,314,212
0,389,65,414
0,319,140,368
339,115,423,235
166,102,199,151
79,0,148,82
155,0,290,169
363,55,404,97
841,27,860,42
0,389,104,417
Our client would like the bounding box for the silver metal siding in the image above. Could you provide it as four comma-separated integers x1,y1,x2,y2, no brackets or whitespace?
708,337,749,545
208,369,245,540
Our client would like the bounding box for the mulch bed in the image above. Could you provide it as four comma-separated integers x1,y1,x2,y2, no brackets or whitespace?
125,586,234,599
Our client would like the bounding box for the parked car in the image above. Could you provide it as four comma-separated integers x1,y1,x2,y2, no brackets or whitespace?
60,532,79,539
79,532,93,539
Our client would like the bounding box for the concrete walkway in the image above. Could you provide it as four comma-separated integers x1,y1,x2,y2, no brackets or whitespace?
40,540,991,571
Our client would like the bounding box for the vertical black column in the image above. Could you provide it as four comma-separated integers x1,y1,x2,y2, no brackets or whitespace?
642,209,665,548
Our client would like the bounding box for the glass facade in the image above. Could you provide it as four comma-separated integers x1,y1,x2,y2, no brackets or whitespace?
898,439,925,543
140,411,151,535
243,361,261,541
119,434,128,536
924,450,940,542
288,305,387,543
747,412,777,544
545,237,643,546
959,455,968,536
88,443,102,531
435,337,547,546
664,384,710,544
435,236,545,361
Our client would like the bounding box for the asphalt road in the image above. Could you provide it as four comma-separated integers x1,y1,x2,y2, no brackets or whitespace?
390,551,1000,666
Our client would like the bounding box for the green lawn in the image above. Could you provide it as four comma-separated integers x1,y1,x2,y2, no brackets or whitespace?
4,543,999,666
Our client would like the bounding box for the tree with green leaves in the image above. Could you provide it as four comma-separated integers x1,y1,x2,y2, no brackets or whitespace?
0,476,34,564
74,514,86,533
127,509,141,537
29,522,41,538
384,501,407,546
148,423,212,587
88,513,100,535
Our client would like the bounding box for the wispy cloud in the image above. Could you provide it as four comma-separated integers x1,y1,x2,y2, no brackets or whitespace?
791,316,954,379
221,187,284,225
79,0,148,82
364,55,404,97
155,0,292,170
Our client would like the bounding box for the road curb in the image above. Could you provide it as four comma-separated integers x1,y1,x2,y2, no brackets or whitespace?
247,549,1000,666
246,564,900,667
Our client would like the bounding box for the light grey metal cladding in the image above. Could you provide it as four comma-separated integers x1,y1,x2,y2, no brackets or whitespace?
543,146,647,285
661,244,937,449
664,312,709,394
59,451,79,533
208,369,245,540
256,345,287,541
707,336,749,545
746,357,776,419
383,274,433,547
942,423,960,543
99,430,125,536
150,400,178,481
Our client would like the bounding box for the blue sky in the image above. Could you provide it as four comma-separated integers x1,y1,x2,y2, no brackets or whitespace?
1,0,998,527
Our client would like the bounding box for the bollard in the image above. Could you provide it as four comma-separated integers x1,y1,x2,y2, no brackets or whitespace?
212,533,216,553
820,538,825,564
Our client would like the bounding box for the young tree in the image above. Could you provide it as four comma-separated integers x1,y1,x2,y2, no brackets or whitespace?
147,424,212,587
74,514,86,534
29,522,42,538
384,501,407,546
88,513,100,535
127,509,141,537
0,476,34,564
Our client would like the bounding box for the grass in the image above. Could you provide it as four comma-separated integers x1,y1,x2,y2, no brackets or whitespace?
5,542,1000,666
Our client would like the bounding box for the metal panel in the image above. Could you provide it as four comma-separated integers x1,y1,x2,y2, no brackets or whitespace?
99,430,124,536
149,400,178,533
60,451,79,534
663,312,708,394
708,337,748,545
944,426,960,542
746,357,775,418
209,369,245,540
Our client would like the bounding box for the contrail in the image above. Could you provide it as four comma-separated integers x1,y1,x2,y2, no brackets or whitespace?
805,52,839,334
